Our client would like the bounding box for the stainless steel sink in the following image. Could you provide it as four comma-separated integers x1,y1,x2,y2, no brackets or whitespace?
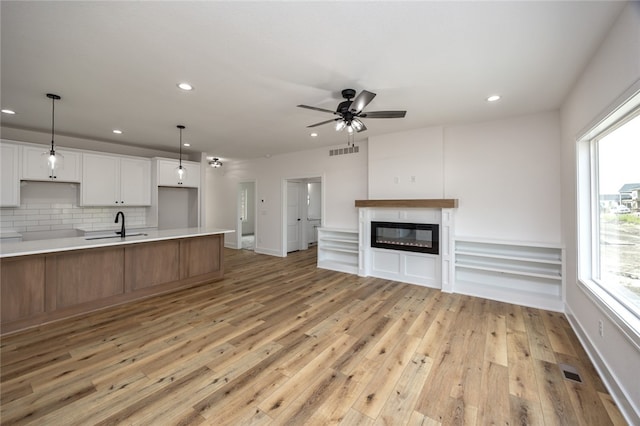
85,233,147,240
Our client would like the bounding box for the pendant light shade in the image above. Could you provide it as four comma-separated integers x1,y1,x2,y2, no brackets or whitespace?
175,125,187,183
43,93,64,175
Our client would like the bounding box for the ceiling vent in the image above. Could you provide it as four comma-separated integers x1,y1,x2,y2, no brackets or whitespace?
329,145,359,157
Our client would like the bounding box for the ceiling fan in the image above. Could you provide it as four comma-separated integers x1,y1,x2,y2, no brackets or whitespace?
297,88,407,134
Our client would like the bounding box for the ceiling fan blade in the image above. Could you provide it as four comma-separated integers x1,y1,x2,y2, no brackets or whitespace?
359,110,407,118
307,118,339,128
350,90,376,113
297,104,337,115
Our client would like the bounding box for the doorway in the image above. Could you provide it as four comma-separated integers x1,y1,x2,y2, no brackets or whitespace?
237,181,256,250
283,176,322,255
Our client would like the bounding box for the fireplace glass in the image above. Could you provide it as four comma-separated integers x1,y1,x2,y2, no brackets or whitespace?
371,221,439,254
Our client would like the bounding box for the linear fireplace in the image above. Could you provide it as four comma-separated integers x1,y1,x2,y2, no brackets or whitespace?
371,221,439,255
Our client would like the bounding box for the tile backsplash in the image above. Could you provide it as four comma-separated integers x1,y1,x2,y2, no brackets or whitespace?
0,181,147,234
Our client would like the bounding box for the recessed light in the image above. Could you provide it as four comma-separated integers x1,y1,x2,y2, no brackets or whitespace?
1,109,16,115
112,129,123,134
487,95,501,102
310,132,318,137
183,143,191,147
177,82,193,91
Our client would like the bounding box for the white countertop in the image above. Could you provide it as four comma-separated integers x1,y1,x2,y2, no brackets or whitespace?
0,227,235,258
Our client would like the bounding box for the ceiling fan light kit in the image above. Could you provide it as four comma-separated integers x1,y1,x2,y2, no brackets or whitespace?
298,88,407,144
209,158,223,168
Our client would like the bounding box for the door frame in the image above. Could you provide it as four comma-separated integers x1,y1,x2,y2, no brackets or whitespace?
237,179,257,250
281,174,324,257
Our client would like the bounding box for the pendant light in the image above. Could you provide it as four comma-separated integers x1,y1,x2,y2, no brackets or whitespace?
44,93,63,175
175,125,187,183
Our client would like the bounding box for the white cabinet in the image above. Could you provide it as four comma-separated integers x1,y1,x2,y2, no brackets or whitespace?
21,145,81,182
82,153,151,206
317,228,359,274
0,142,20,207
157,159,200,188
454,238,564,311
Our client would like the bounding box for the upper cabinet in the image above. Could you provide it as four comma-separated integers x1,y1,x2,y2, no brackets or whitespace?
156,158,200,188
0,142,21,207
22,145,81,182
81,153,151,206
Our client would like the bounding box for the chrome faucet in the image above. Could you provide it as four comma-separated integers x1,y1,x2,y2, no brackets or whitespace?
115,211,125,238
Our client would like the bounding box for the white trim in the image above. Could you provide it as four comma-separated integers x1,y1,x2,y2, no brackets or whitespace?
576,79,640,142
577,278,640,351
281,173,325,257
254,246,283,257
575,83,640,340
566,305,640,426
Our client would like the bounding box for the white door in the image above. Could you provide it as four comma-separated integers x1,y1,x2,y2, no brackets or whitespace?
287,181,301,252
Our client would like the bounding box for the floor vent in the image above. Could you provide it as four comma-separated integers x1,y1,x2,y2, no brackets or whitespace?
329,145,359,156
559,363,582,383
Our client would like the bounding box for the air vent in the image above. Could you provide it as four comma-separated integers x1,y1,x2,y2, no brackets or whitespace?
559,363,582,383
329,146,359,156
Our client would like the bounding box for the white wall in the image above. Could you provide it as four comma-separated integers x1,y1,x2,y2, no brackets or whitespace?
368,127,444,199
157,187,198,230
560,2,640,423
204,143,367,255
368,111,562,243
444,112,561,242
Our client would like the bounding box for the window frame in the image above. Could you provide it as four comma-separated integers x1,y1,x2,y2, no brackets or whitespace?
576,85,640,346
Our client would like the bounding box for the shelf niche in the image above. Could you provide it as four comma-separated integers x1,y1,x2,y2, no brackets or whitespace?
454,238,564,312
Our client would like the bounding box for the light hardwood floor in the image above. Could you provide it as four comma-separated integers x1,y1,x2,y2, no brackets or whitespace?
0,248,627,425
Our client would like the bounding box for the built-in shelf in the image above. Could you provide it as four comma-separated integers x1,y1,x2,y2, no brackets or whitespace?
454,238,564,311
317,228,359,274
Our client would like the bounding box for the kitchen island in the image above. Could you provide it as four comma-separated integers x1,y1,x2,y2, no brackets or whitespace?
0,228,233,335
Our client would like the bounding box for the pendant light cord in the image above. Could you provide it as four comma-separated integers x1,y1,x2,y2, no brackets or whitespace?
179,127,183,168
50,96,56,153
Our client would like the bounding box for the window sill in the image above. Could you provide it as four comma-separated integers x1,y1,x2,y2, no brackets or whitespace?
577,277,640,350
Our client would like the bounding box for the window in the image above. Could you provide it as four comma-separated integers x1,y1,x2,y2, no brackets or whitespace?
578,92,640,333
240,188,248,222
593,111,640,317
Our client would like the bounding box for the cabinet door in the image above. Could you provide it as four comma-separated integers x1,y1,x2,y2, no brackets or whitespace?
157,159,200,188
120,157,151,205
182,162,201,188
82,153,120,206
22,146,81,182
0,143,20,207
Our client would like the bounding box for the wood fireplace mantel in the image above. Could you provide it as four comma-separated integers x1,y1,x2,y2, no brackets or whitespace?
355,199,458,208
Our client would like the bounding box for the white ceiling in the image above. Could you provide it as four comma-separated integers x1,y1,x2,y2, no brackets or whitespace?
0,1,626,160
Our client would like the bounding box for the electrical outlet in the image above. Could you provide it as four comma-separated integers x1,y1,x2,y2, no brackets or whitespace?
598,319,604,337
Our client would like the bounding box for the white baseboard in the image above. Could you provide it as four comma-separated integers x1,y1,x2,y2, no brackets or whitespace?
254,247,283,257
565,305,639,425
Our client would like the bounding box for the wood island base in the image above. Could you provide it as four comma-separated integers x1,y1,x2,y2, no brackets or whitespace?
1,234,224,335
